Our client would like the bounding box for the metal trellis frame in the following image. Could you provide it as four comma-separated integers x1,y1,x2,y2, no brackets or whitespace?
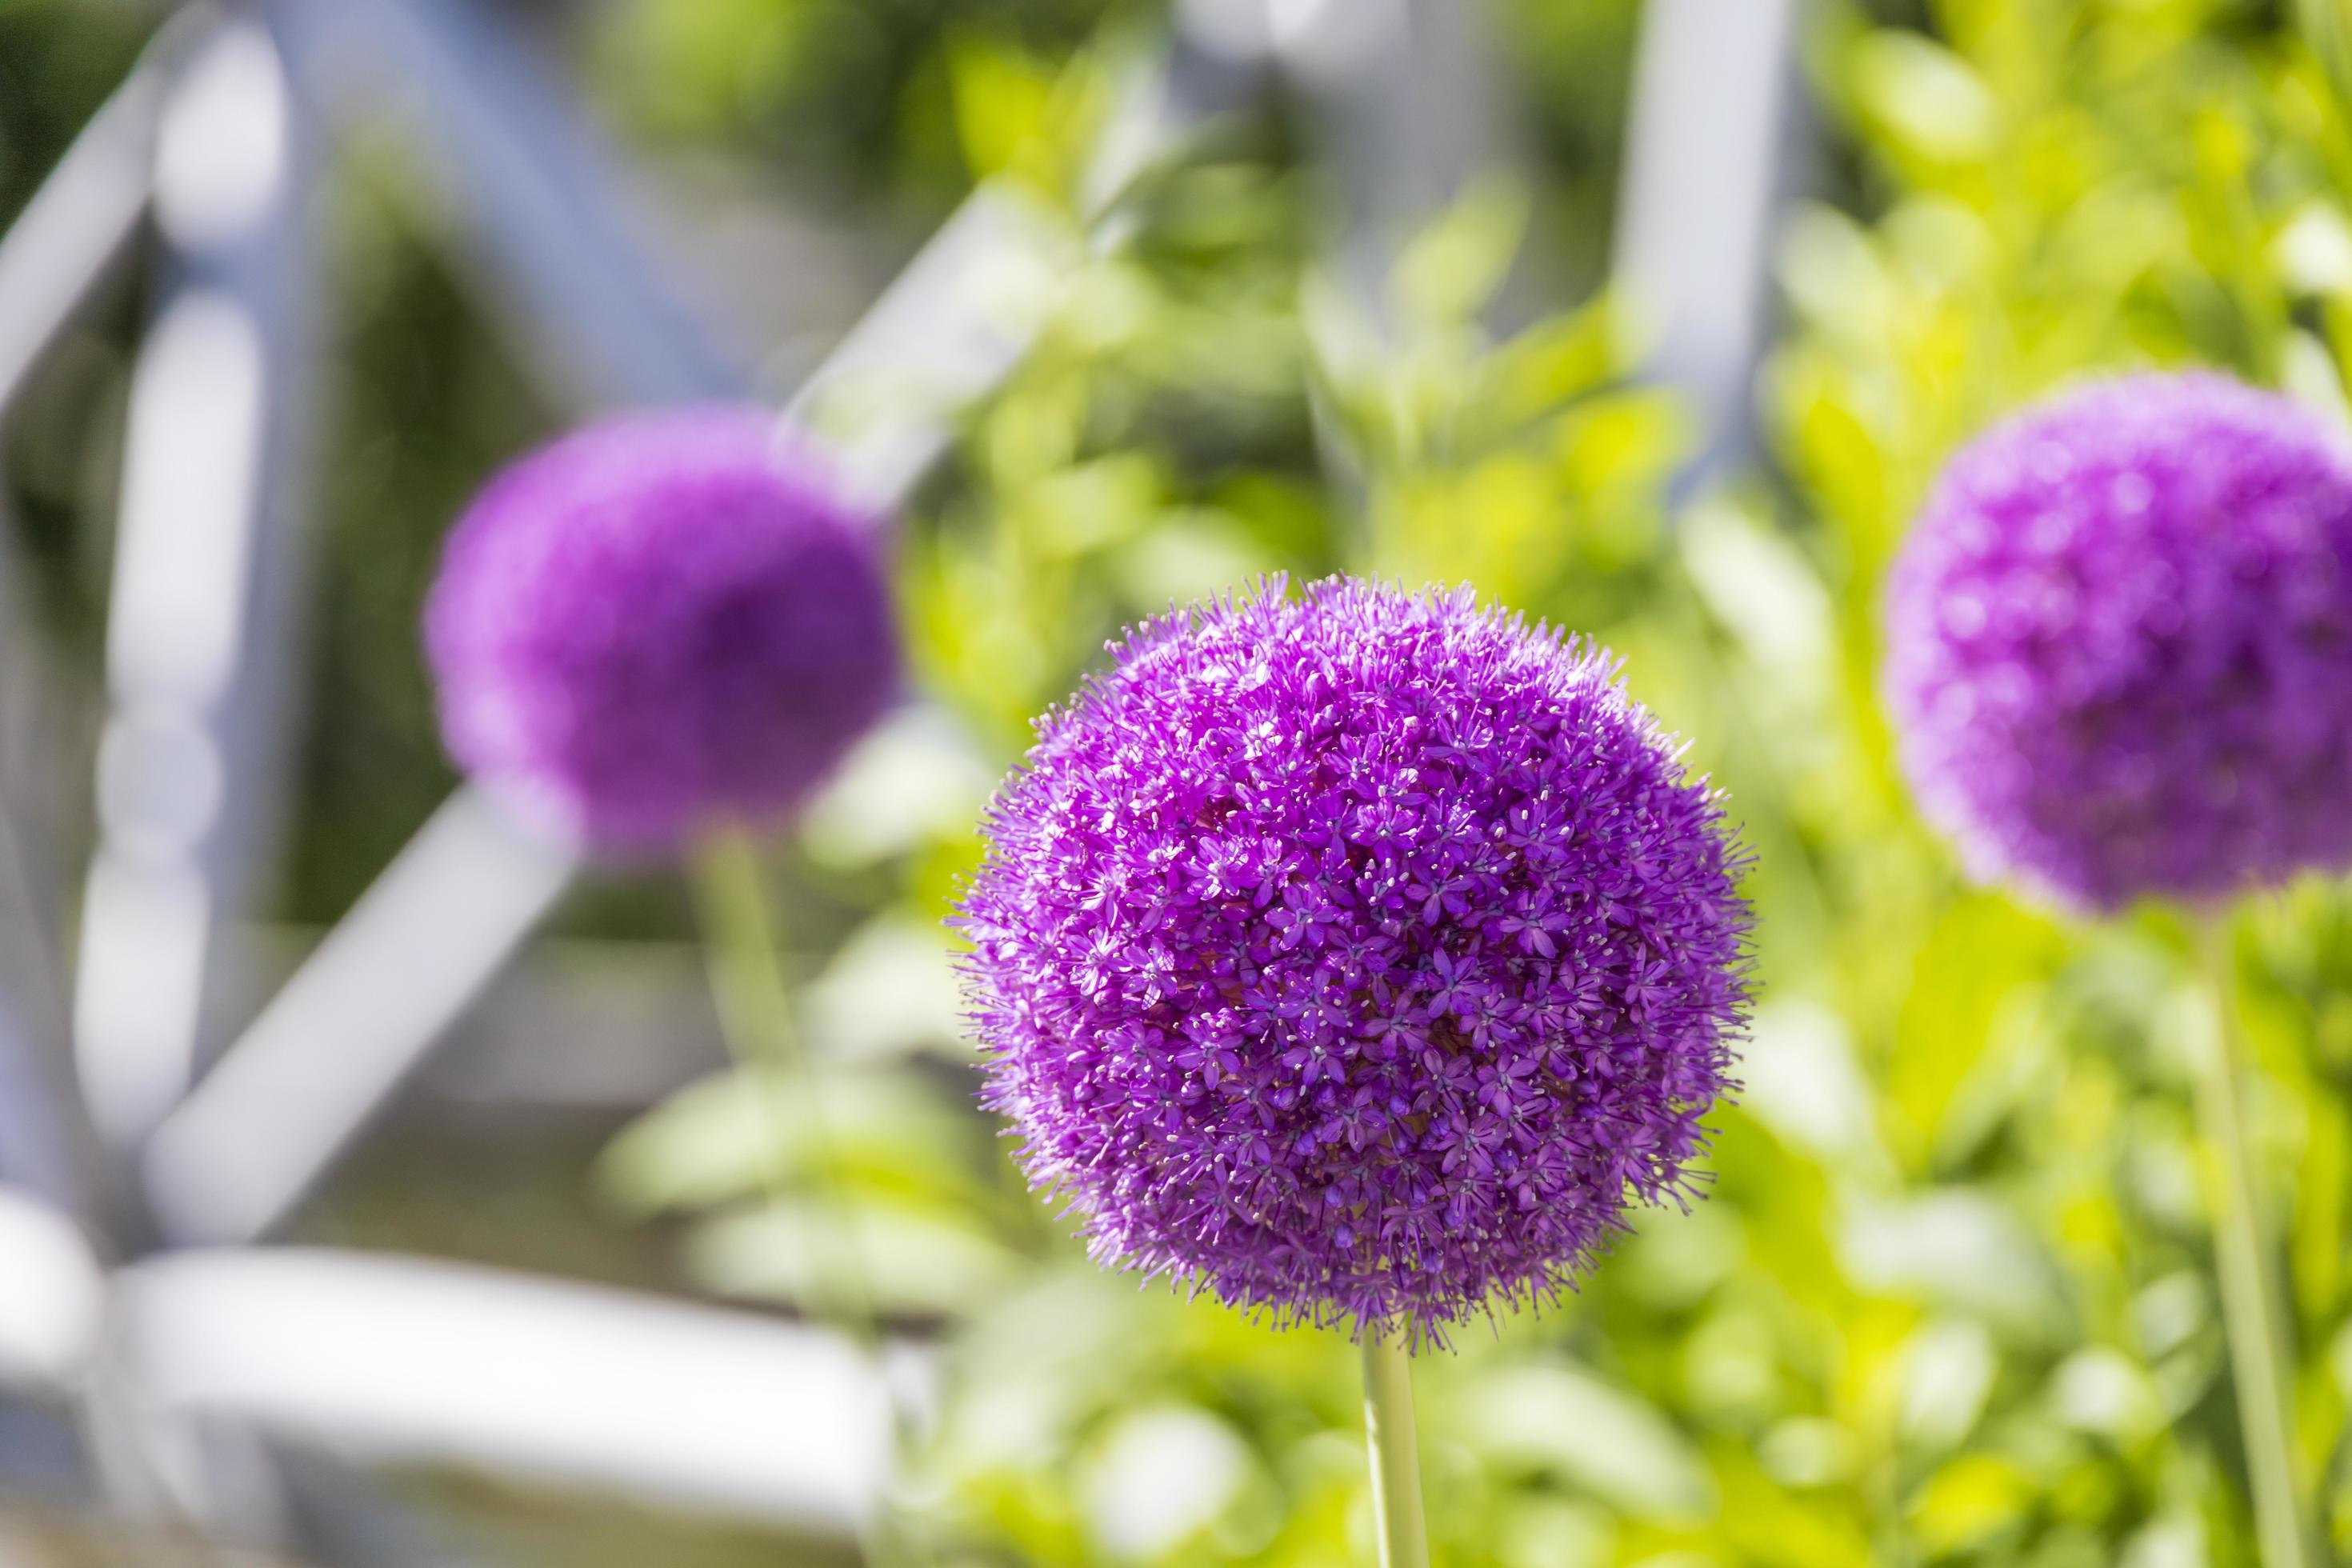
141,0,1270,1257
1614,0,1808,486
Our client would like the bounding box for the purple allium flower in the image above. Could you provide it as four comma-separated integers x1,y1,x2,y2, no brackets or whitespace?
959,579,1750,1342
425,406,898,853
1885,373,2352,911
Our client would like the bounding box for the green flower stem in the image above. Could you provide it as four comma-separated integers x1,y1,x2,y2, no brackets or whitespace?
1362,1331,1431,1568
690,826,923,1566
2192,915,2314,1568
690,826,879,1342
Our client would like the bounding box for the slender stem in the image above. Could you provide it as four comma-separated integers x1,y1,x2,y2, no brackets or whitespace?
2191,915,2314,1568
690,827,879,1340
1361,1331,1430,1568
691,826,924,1566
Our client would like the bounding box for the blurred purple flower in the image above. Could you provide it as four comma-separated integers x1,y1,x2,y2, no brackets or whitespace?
1886,372,2352,911
959,578,1750,1342
425,406,897,853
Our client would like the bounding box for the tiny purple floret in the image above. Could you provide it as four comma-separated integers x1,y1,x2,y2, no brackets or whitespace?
425,406,898,853
1885,372,2352,911
959,578,1750,1342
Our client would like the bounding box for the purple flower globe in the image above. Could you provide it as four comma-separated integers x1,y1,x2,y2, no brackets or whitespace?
960,579,1750,1341
425,406,898,853
1885,373,2352,911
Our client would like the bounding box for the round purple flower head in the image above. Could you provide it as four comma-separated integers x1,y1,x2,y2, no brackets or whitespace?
425,406,898,853
1885,372,2352,911
960,579,1750,1342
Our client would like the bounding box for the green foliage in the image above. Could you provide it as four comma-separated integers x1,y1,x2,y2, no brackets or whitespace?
589,0,1142,211
586,1,2352,1562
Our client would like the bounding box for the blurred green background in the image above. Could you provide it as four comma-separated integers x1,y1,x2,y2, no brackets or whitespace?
12,0,2352,1564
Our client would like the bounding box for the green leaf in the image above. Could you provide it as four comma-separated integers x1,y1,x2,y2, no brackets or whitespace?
598,1066,986,1217
798,713,996,870
803,914,973,1061
947,33,1055,182
1910,1454,2032,1556
1390,174,1530,330
686,1194,1023,1319
1839,1189,2070,1339
1886,894,2063,1171
1450,1362,1715,1525
1477,298,1626,430
1851,30,1999,165
1078,1406,1257,1562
